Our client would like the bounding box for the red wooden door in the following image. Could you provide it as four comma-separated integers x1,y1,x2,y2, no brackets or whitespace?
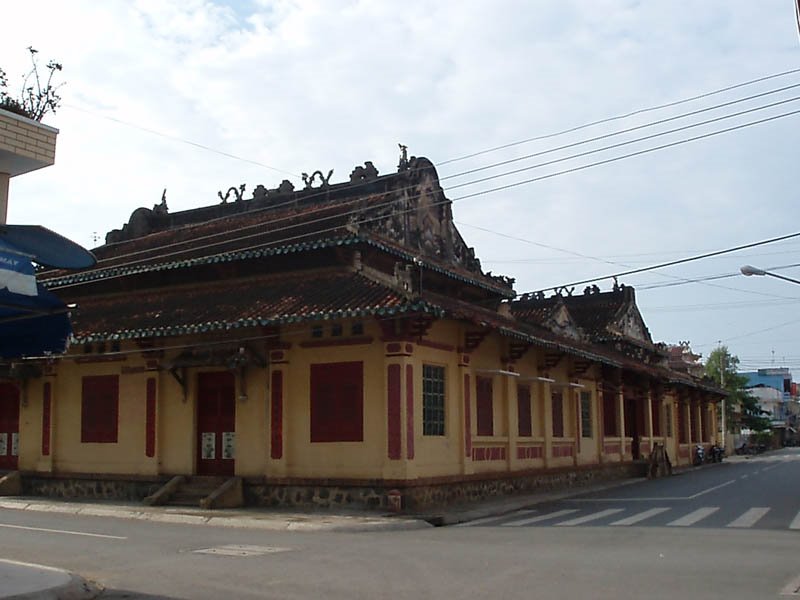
0,383,20,470
196,372,235,476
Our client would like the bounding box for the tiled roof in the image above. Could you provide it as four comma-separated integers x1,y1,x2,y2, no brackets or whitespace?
68,269,437,343
41,188,513,297
513,290,628,337
42,233,513,297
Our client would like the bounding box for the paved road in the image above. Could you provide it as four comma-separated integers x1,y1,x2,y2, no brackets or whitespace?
457,448,800,531
1,450,799,599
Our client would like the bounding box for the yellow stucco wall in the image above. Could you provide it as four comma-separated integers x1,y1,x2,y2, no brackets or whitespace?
9,317,720,483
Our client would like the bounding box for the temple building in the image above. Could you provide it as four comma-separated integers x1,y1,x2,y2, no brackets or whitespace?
0,155,724,510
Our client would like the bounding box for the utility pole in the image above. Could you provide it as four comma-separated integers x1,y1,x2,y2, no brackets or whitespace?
719,342,727,450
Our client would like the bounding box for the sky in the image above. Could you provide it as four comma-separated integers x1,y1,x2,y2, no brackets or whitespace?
1,0,799,373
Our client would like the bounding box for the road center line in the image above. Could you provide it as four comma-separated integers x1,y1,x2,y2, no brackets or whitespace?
687,480,736,499
571,479,737,502
0,522,127,539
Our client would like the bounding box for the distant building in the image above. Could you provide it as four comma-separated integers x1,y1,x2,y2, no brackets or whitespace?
742,368,798,445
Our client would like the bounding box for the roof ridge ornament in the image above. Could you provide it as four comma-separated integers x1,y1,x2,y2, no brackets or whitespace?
301,169,333,189
218,184,245,204
398,143,409,171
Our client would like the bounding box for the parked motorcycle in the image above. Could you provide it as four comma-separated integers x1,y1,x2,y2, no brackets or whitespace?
707,444,724,463
693,444,705,466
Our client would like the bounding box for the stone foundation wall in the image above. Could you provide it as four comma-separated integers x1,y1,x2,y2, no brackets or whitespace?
17,462,646,512
245,462,646,512
22,475,163,501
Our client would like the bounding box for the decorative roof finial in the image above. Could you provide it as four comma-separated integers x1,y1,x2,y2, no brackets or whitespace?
398,143,409,171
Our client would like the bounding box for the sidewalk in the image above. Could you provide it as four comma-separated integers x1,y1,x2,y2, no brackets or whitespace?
0,496,432,533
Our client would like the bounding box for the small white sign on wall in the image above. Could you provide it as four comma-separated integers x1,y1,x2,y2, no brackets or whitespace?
11,433,18,456
201,432,215,460
0,433,7,456
222,432,235,459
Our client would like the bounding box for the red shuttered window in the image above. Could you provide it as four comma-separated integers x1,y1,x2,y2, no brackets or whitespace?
517,384,532,437
476,376,493,436
552,390,564,438
310,362,363,443
81,375,119,443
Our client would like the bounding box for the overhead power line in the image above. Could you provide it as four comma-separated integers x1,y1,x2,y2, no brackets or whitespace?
88,96,800,273
439,67,800,165
524,230,800,296
446,94,800,192
53,105,800,289
441,82,800,181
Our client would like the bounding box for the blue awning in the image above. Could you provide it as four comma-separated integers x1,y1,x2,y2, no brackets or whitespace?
0,225,96,269
0,225,94,359
0,284,72,358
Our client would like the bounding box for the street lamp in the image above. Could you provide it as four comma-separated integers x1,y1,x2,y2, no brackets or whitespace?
740,265,800,286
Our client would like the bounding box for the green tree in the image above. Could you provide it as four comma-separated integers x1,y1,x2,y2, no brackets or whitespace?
705,346,770,433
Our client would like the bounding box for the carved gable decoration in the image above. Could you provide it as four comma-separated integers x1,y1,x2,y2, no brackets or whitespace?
362,157,484,275
543,302,582,340
608,303,652,344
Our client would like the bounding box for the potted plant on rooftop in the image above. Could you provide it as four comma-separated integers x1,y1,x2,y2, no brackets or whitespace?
0,46,63,122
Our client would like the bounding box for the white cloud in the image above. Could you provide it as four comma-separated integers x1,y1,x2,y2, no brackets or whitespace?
2,0,799,366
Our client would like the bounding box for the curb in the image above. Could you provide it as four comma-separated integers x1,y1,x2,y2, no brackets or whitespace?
0,559,102,600
0,498,432,533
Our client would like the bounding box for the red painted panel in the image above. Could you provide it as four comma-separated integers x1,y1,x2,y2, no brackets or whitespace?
517,446,544,460
310,362,363,443
406,364,414,460
553,444,574,458
472,447,507,461
41,383,51,457
0,383,19,469
387,364,401,460
464,374,472,458
604,443,621,454
476,376,493,436
145,378,156,458
271,370,283,459
196,371,236,476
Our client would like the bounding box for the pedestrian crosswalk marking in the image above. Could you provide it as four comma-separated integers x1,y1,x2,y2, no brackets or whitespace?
455,509,535,527
790,511,800,530
555,508,624,527
609,507,670,526
501,509,578,527
726,507,770,528
666,507,719,527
